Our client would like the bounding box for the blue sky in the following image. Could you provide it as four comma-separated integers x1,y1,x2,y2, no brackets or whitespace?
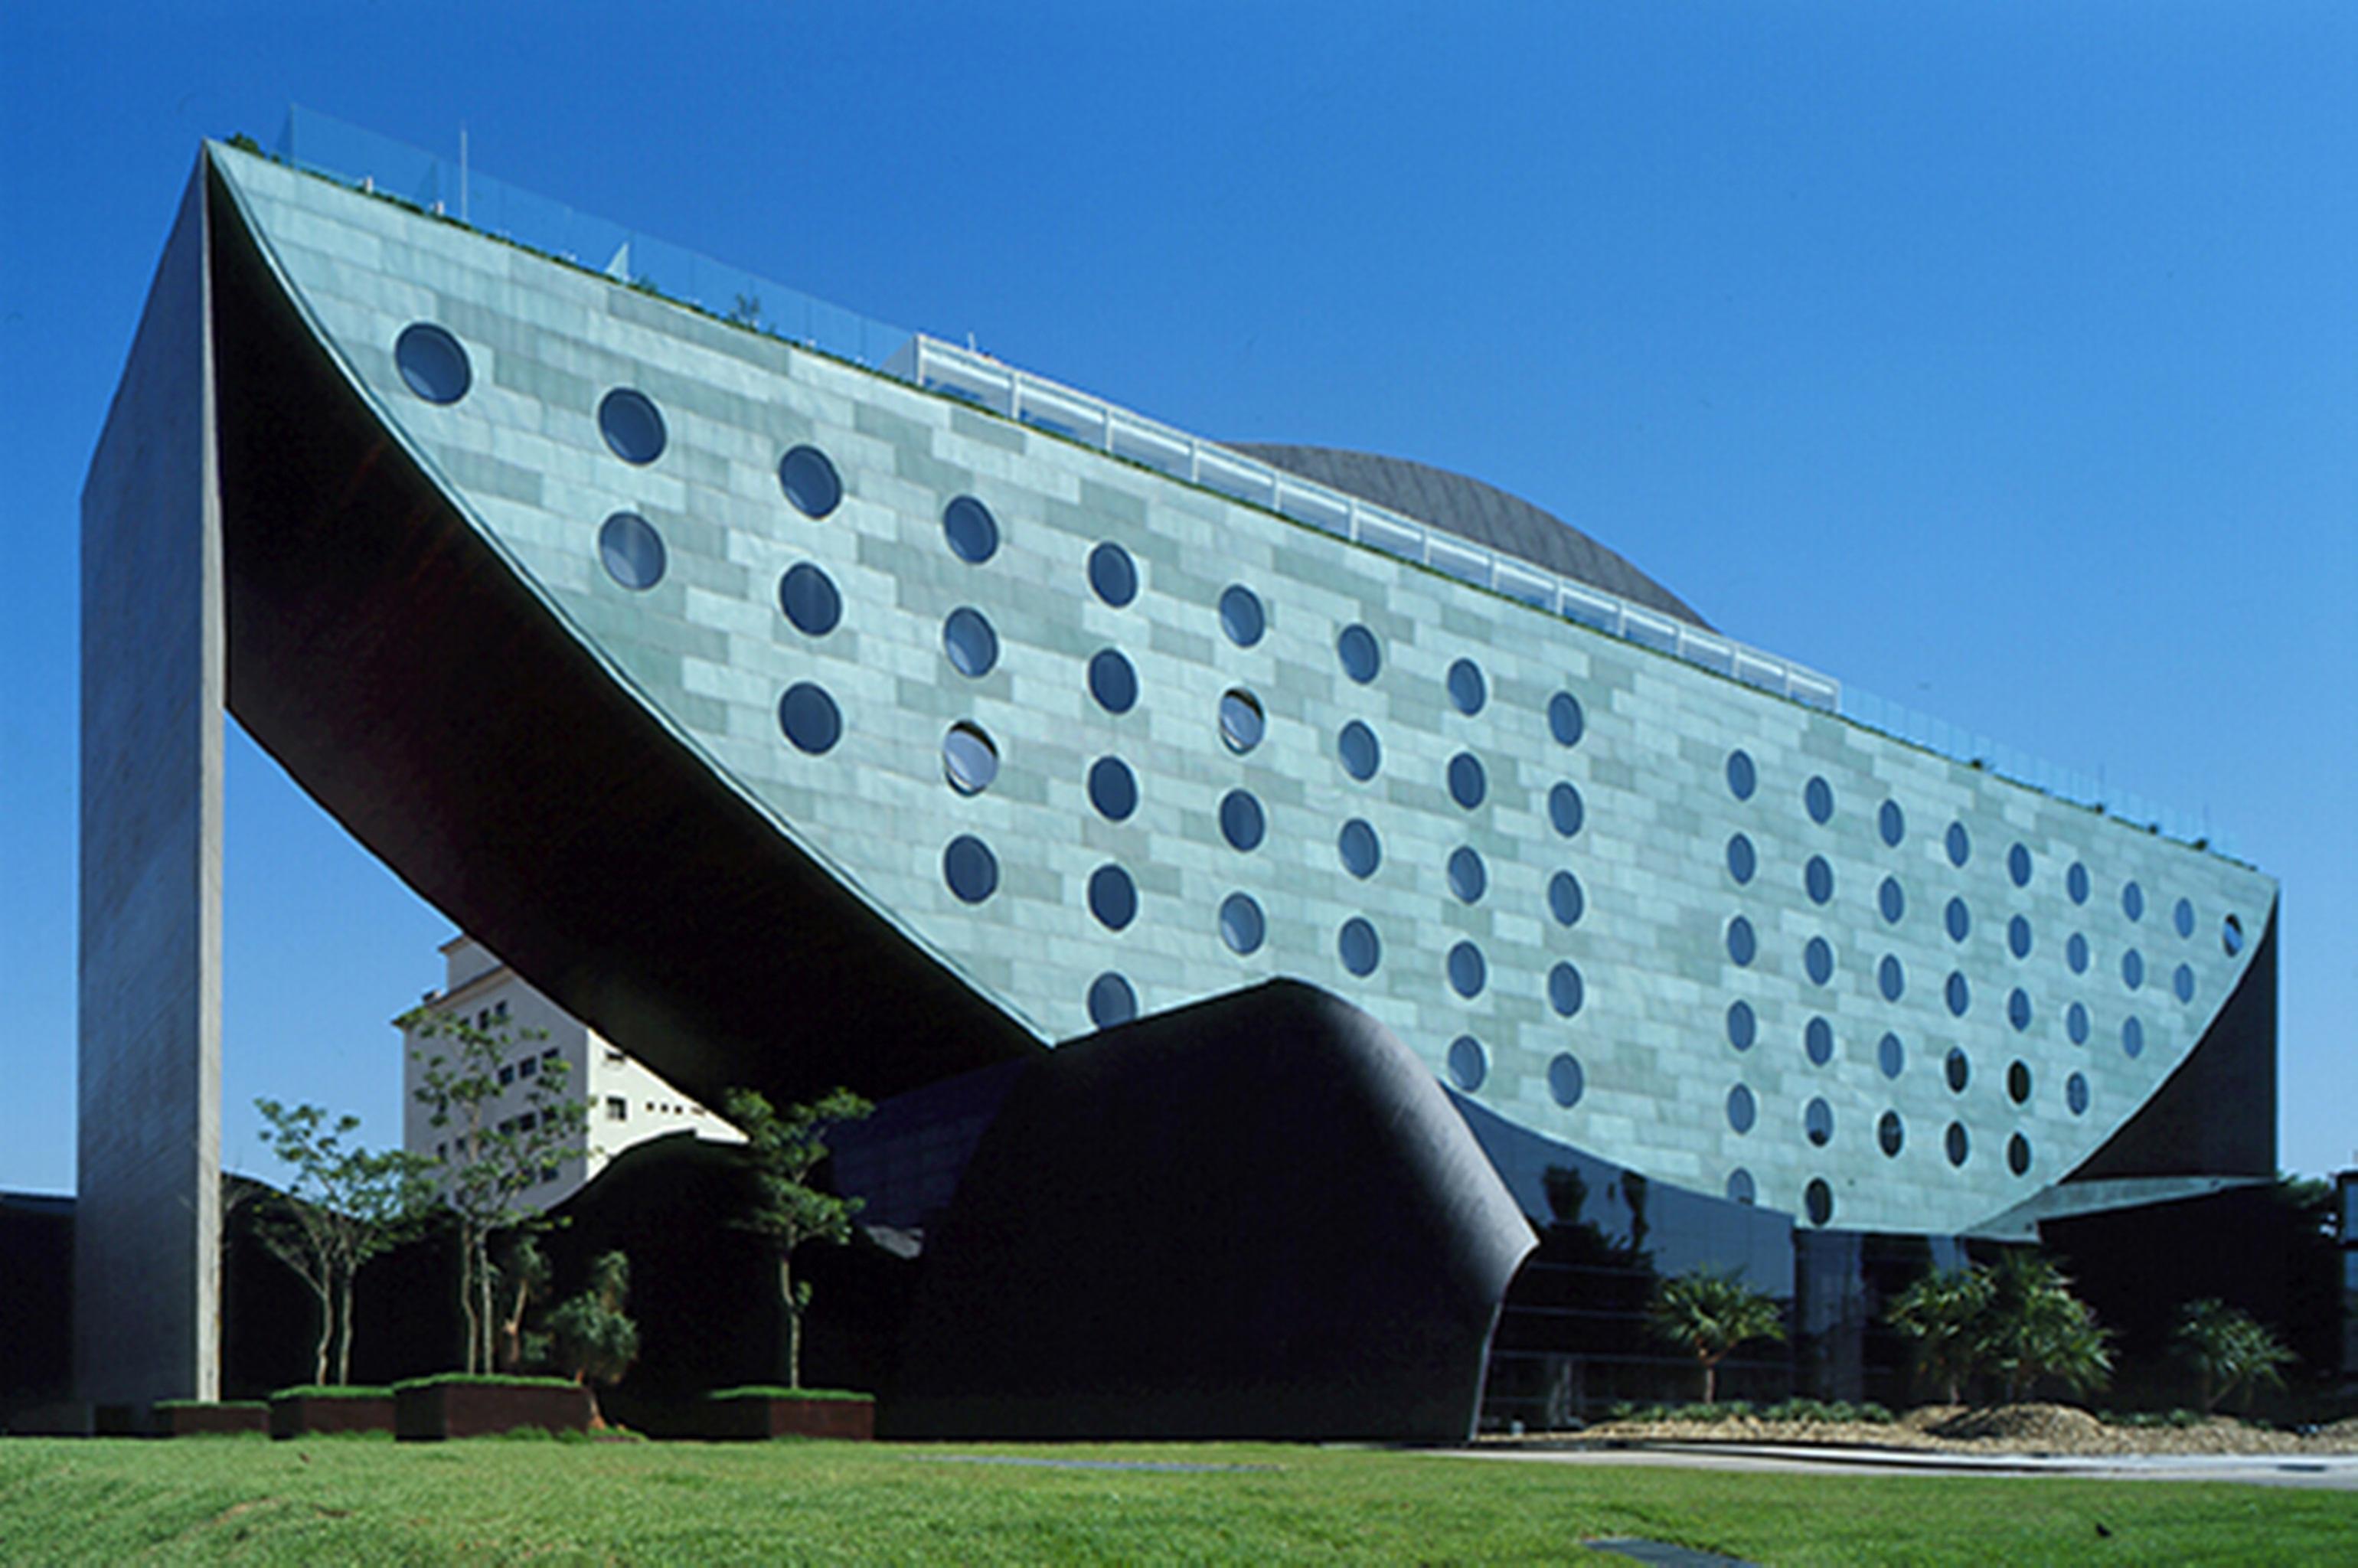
3,2,2351,1192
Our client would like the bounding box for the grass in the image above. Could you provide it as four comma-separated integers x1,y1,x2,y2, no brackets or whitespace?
0,1439,2350,1565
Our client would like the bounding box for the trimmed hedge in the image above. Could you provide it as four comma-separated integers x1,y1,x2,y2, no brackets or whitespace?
705,1387,871,1403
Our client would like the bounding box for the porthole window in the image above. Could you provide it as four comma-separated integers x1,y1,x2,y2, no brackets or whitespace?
394,322,471,403
1218,688,1266,753
1945,897,1971,943
1088,541,1138,607
2066,933,2090,975
2007,1060,2032,1104
2066,1072,2091,1116
943,607,999,678
1218,583,1265,647
1220,892,1266,956
2008,843,2033,888
1220,789,1266,852
1550,782,1585,837
942,495,998,564
1336,622,1381,683
1878,1032,1905,1080
1804,855,1834,905
1548,1054,1586,1109
1945,1047,1971,1093
777,682,841,754
2066,1002,2090,1045
1804,1017,1834,1067
1446,847,1488,904
1804,1099,1833,1147
1549,691,1585,746
1548,871,1586,927
1726,1084,1757,1134
1547,962,1585,1018
2122,1015,2144,1057
1727,833,1755,884
2222,913,2245,956
1726,1169,1757,1206
1447,941,1488,998
1879,799,1906,848
1447,752,1488,810
1727,1001,1757,1053
1337,720,1381,781
1804,1179,1834,1227
778,445,842,517
1338,916,1382,976
1945,1122,1971,1167
1878,1111,1905,1158
1087,972,1137,1028
1338,818,1381,879
942,835,998,903
2008,915,2033,960
1945,971,1971,1017
1726,750,1756,801
2122,881,2145,922
598,512,667,590
1088,648,1138,713
2173,964,2195,1004
1726,916,1757,967
1879,876,1906,924
1447,1035,1488,1093
2007,1134,2032,1177
2068,861,2091,905
1088,864,1138,931
1878,954,1906,1002
1088,756,1138,822
2173,897,2196,939
1945,822,1971,868
1804,938,1834,986
598,388,666,464
942,722,998,795
2007,988,2032,1033
1447,658,1488,716
2122,949,2144,990
1804,776,1834,825
779,562,841,635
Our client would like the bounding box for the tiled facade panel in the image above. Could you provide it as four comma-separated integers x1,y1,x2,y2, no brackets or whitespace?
224,148,2275,1236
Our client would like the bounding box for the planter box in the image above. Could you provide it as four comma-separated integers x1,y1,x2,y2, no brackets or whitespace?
270,1394,395,1439
703,1394,875,1441
155,1402,269,1437
395,1380,591,1440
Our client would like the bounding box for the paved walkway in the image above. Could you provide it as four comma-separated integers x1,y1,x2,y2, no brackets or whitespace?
1448,1442,2358,1491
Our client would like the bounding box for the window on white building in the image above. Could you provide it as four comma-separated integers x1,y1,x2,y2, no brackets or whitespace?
606,1097,627,1122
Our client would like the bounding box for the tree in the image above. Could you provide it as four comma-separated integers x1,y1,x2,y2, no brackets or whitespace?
723,1086,873,1390
1980,1252,2113,1402
404,1006,589,1374
2174,1298,2296,1415
547,1250,639,1429
491,1232,554,1374
252,1099,436,1385
1649,1269,1785,1403
1888,1265,1996,1404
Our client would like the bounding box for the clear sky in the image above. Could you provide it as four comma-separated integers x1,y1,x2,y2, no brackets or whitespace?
3,2,2351,1194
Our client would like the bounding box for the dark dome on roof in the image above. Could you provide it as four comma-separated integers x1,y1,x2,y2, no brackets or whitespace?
1230,444,1711,631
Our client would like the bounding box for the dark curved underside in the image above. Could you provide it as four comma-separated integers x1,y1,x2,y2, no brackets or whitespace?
204,159,1040,1111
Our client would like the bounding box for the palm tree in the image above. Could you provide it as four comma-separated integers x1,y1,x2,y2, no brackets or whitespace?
1980,1253,2112,1403
1888,1266,1995,1404
2174,1299,2295,1415
1650,1270,1785,1403
547,1251,638,1429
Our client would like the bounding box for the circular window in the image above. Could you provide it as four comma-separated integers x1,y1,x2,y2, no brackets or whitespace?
1547,962,1585,1018
1879,799,1906,848
2068,861,2091,905
1548,1054,1586,1109
777,682,841,754
1945,971,1971,1017
1804,1017,1834,1067
779,562,841,635
1804,937,1834,986
2173,897,2196,939
2007,1134,2032,1177
1218,688,1266,753
2007,988,2033,1032
1878,1111,1905,1158
2067,932,2090,975
1726,1168,1756,1206
1220,789,1266,852
2066,1072,2090,1116
1804,855,1834,906
1220,892,1266,956
1945,1047,1971,1093
1447,1035,1488,1092
394,322,471,403
778,445,842,516
942,722,998,795
1088,756,1138,822
1336,622,1380,683
1447,658,1487,716
1549,691,1586,746
2122,949,2144,990
1945,822,1971,868
1447,752,1488,810
1088,541,1138,606
2067,1002,2090,1045
1879,876,1906,924
1945,897,1971,943
1447,941,1488,998
1804,776,1834,825
942,495,998,563
1879,954,1905,1002
1338,916,1382,976
1550,782,1585,837
1447,846,1488,904
1338,818,1382,879
1087,972,1137,1028
2008,844,2033,888
1945,1122,1971,1168
1727,1001,1757,1052
1088,864,1138,930
2122,881,2145,922
598,388,666,464
1548,871,1586,927
1217,583,1265,647
598,511,667,590
1726,916,1757,967
1804,1098,1833,1148
1337,720,1381,782
1804,1178,1834,1227
2122,1015,2145,1057
943,608,999,678
1878,1032,1905,1080
1727,833,1756,884
942,835,998,903
1726,750,1757,800
2173,964,2195,1003
1726,1084,1757,1134
2222,913,2245,956
2008,915,2033,960
1088,648,1138,713
2007,1060,2032,1104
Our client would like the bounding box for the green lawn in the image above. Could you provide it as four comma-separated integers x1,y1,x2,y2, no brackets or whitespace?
0,1436,2348,1565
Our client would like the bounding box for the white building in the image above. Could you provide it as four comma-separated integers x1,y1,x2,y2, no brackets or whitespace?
399,935,741,1211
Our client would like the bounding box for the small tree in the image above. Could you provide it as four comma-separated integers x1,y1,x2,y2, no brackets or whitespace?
547,1250,638,1429
723,1087,873,1390
1649,1269,1785,1403
252,1100,436,1385
2175,1298,2296,1415
1888,1265,1997,1404
491,1232,554,1374
404,1006,589,1374
1981,1252,2112,1403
